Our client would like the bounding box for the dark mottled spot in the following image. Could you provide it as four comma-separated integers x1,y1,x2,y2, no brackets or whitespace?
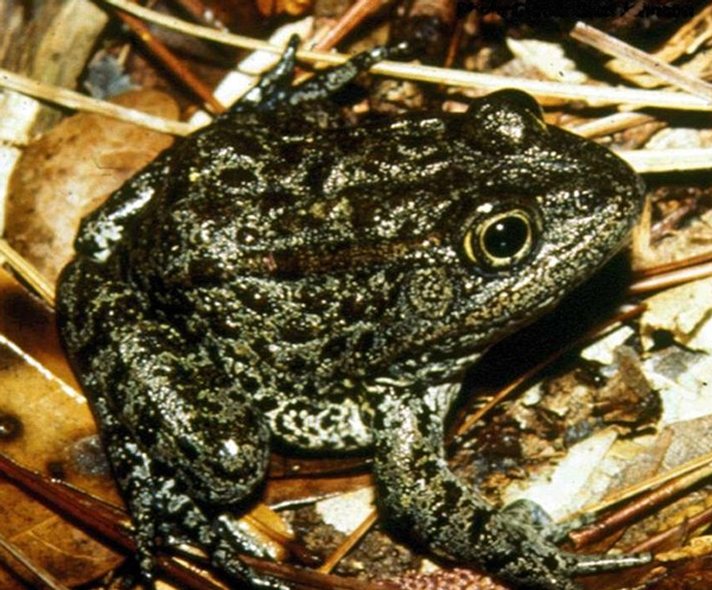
256,394,278,411
251,338,274,363
321,335,348,361
423,458,441,479
340,294,368,321
297,289,331,314
270,251,304,280
282,322,317,344
544,553,562,570
279,143,307,165
355,331,375,354
261,190,294,212
219,130,266,159
0,411,23,441
287,355,308,373
300,380,318,398
236,288,272,313
442,479,463,506
177,437,200,462
188,257,223,282
200,397,226,415
47,460,67,480
304,160,331,194
351,201,380,230
137,422,158,448
241,375,261,394
219,166,257,186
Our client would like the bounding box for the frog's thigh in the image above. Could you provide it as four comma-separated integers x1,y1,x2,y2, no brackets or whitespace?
105,321,271,506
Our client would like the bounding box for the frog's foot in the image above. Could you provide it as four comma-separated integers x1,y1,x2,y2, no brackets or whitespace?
237,34,408,112
211,516,291,590
281,44,392,107
499,498,596,544
479,503,653,590
90,419,280,589
81,394,162,588
149,481,289,589
236,36,300,110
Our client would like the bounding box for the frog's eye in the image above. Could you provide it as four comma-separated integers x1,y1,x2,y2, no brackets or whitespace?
463,209,536,269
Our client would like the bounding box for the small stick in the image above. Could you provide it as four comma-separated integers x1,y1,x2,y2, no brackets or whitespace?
112,4,225,113
0,239,55,307
571,21,712,104
0,532,71,590
318,509,378,574
570,460,712,549
314,0,390,51
0,67,194,135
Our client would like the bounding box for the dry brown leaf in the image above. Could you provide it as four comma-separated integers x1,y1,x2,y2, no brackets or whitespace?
0,290,123,588
0,269,71,385
5,89,178,284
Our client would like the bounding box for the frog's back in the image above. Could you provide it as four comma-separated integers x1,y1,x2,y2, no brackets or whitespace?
114,94,642,400
120,111,466,394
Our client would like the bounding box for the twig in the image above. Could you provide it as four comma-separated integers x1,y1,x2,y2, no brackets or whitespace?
634,251,712,279
0,239,55,307
569,112,656,139
628,260,712,295
99,0,712,111
571,22,712,104
617,147,712,173
318,509,378,574
0,67,195,135
570,459,712,549
111,2,225,113
629,504,712,554
0,532,72,590
313,0,390,50
578,450,712,522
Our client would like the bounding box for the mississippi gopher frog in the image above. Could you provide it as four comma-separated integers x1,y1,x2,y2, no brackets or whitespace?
57,39,650,590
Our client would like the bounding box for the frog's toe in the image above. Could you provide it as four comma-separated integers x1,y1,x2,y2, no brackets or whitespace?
234,35,299,111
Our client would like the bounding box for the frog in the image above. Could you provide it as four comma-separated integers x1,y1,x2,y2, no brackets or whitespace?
56,37,651,590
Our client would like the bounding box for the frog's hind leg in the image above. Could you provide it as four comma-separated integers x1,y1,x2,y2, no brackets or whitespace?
57,260,284,590
365,383,652,590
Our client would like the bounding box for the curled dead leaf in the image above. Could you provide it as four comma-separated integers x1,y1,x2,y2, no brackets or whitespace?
5,89,178,285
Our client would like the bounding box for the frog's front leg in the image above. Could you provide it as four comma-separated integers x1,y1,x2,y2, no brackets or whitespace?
365,382,651,590
57,259,286,590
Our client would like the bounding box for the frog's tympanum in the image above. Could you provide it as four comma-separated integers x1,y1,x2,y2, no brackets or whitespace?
57,39,649,590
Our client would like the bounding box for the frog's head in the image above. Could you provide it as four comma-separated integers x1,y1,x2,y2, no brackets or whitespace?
383,90,645,375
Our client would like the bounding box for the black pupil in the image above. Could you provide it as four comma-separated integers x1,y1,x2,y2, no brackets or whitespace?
483,216,529,259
